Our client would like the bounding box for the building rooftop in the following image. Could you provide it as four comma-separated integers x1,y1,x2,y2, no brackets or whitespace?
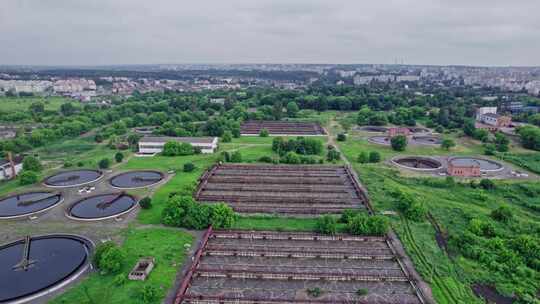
139,136,216,144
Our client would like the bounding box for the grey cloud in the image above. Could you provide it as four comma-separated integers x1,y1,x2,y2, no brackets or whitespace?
0,0,539,66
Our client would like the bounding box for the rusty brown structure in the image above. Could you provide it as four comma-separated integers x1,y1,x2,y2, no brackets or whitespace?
195,164,366,215
240,120,326,136
174,229,427,304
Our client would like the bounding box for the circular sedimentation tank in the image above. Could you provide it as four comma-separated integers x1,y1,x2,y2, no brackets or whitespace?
0,235,92,303
43,170,103,188
449,157,504,172
0,192,63,219
359,126,388,133
392,156,443,171
408,127,430,134
68,193,137,220
109,170,164,189
367,136,391,145
411,135,442,145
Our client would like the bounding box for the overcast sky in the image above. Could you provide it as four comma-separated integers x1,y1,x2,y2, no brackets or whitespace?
1,0,539,66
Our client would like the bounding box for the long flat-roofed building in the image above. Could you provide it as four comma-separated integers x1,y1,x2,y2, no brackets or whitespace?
138,136,218,155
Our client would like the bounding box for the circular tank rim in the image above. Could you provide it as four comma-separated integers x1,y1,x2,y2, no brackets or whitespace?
42,169,104,188
448,157,505,172
108,170,166,190
391,156,443,171
0,191,64,220
367,136,391,145
411,135,442,145
66,193,139,221
0,234,94,304
358,126,388,133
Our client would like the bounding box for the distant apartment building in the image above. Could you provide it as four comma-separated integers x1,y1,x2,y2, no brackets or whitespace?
0,80,52,94
138,136,218,155
396,75,420,82
53,79,96,94
353,75,374,85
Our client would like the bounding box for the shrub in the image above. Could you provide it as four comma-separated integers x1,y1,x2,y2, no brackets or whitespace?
162,195,236,229
98,158,111,169
94,242,125,274
19,171,38,185
356,288,369,296
368,151,381,163
114,152,124,163
390,135,407,151
63,161,73,168
139,197,152,209
491,206,513,223
259,128,269,137
77,161,85,167
347,214,389,236
281,151,300,164
138,284,158,304
307,287,323,298
441,138,456,150
258,155,273,163
210,203,236,228
183,162,196,172
221,130,233,143
327,149,341,162
230,151,242,162
162,141,194,156
316,215,338,235
94,133,104,143
479,179,495,190
113,274,127,287
357,151,369,164
468,218,496,238
484,143,496,155
340,209,362,223
23,156,42,172
220,151,231,162
337,133,346,141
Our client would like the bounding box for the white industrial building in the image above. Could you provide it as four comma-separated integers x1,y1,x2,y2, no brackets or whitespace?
0,156,23,181
138,136,218,155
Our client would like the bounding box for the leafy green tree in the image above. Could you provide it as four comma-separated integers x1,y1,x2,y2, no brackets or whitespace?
259,128,269,137
98,158,111,169
281,152,301,164
287,101,299,117
210,203,236,228
327,149,340,162
19,171,38,185
441,138,456,150
494,132,509,152
114,152,124,163
230,151,242,162
183,162,196,172
491,206,513,223
93,241,125,274
357,151,369,163
221,130,232,143
480,178,495,190
473,129,490,142
139,197,152,209
390,135,407,151
517,125,540,150
337,133,346,141
23,156,42,172
316,215,338,235
139,284,158,304
29,102,45,114
368,151,381,163
60,102,77,116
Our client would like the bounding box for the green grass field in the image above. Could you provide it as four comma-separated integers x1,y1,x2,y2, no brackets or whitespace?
50,227,194,304
0,96,68,113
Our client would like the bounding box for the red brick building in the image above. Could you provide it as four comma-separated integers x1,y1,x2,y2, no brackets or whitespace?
447,160,481,177
387,127,411,138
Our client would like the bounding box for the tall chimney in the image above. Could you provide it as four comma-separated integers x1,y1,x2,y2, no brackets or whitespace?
7,152,17,179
